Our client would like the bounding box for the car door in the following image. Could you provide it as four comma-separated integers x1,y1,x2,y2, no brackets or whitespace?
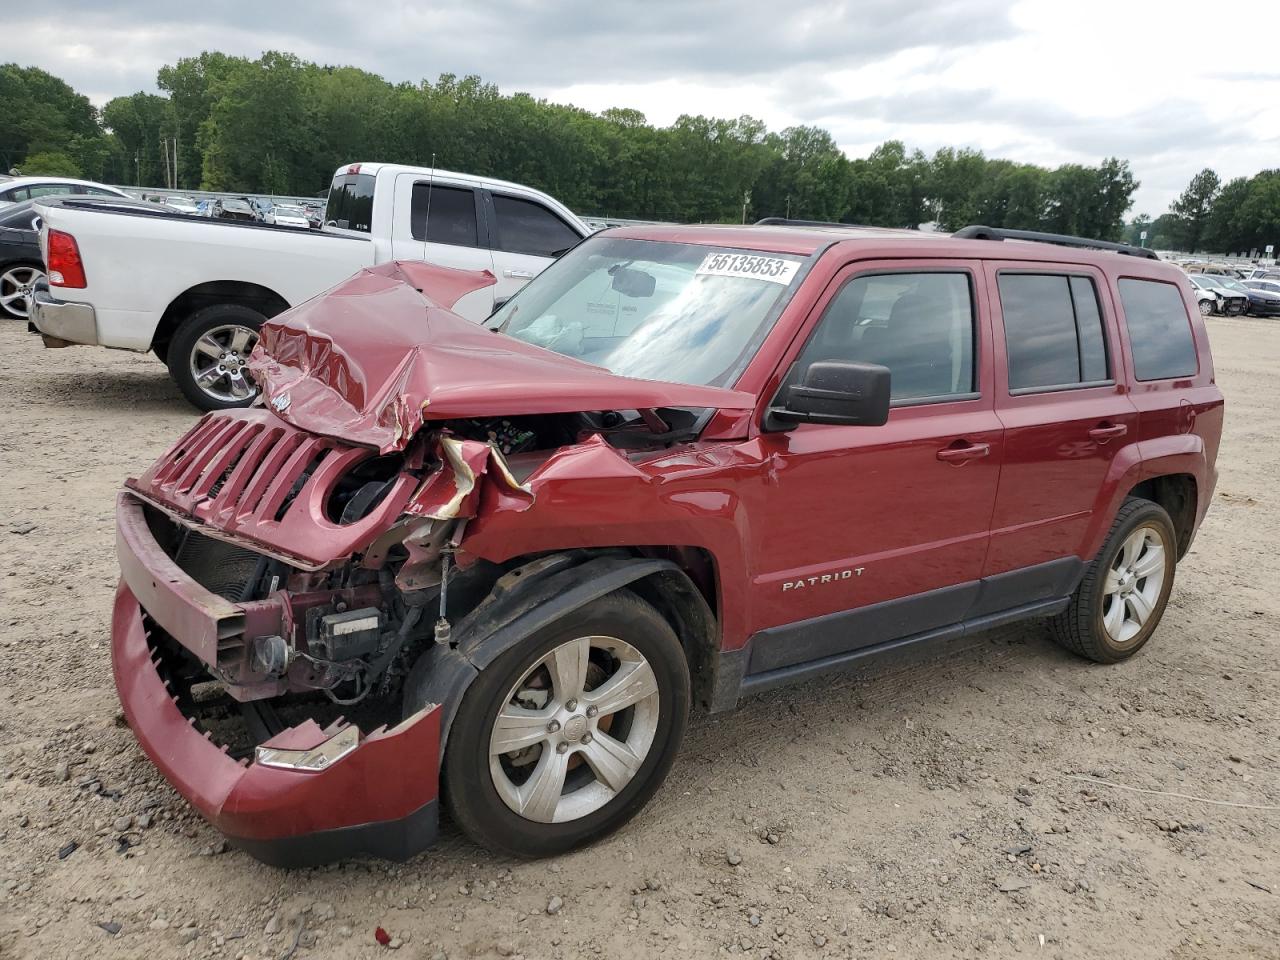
390,173,495,321
982,262,1139,587
484,190,583,306
747,260,1004,673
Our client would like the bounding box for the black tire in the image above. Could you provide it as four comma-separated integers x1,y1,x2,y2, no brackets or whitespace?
441,590,690,859
1050,498,1177,663
167,303,266,412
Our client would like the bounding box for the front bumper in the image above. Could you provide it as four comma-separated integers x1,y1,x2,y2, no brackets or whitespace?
30,285,98,345
112,495,443,866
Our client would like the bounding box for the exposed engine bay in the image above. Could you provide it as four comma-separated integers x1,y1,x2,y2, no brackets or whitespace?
133,406,708,755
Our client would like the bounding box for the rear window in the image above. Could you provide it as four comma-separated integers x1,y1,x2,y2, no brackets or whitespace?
324,173,375,232
1118,279,1198,381
998,274,1110,391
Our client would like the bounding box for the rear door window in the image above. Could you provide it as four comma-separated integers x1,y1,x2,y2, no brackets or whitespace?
997,273,1110,391
410,184,478,246
491,195,580,258
1117,278,1199,381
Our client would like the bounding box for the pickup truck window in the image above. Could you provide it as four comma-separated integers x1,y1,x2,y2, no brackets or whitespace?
1118,278,1199,381
797,272,975,402
411,184,479,247
325,173,375,232
492,194,580,258
998,274,1109,390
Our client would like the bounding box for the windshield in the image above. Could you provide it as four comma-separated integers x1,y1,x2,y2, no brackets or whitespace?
491,236,806,388
275,205,305,216
1213,277,1248,293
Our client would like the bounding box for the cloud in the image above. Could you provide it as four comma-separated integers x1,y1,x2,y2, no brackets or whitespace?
14,0,1280,215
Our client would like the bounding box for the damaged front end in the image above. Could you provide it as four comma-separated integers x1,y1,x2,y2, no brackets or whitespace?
112,260,748,865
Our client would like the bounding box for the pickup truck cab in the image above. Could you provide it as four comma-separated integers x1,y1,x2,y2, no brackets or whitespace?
30,163,590,410
111,223,1222,866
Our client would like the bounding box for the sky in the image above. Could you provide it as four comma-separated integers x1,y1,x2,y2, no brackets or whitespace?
21,0,1280,217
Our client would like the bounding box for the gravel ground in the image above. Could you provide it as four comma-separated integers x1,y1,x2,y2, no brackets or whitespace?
0,316,1277,960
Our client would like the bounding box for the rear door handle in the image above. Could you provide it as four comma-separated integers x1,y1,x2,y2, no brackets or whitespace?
503,269,535,279
936,441,991,463
1088,423,1128,441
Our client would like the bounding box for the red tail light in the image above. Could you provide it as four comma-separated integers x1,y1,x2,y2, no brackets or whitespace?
47,229,87,288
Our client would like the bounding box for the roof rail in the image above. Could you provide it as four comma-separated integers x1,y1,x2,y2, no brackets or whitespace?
754,217,884,230
953,225,1159,260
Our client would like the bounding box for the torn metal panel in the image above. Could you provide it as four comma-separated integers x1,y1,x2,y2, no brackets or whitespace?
247,260,755,454
406,436,534,521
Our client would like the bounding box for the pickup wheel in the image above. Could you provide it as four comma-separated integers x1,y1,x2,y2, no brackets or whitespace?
442,590,690,858
1050,498,1177,664
167,303,265,411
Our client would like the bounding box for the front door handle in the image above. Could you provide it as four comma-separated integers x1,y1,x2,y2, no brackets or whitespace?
937,441,991,463
1088,423,1128,442
503,269,535,279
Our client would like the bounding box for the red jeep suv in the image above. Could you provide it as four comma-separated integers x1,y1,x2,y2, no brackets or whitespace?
112,222,1223,865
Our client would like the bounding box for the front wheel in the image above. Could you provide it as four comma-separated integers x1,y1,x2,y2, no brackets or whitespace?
167,303,265,411
0,262,45,320
442,590,690,858
1050,498,1177,663
1198,299,1214,317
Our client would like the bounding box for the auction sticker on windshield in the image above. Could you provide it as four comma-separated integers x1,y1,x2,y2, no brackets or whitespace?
696,252,801,285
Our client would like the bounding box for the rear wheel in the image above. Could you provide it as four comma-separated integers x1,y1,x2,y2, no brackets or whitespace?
442,590,689,858
167,303,265,411
1050,498,1177,663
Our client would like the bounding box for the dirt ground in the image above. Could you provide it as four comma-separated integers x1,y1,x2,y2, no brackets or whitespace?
0,315,1276,960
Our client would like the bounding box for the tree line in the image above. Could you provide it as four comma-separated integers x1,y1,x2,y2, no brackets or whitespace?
4,54,1144,239
1124,168,1280,256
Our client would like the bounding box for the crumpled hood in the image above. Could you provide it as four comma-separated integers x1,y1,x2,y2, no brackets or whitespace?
248,260,756,453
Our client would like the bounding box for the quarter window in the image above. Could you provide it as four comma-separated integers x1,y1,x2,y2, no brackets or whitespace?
998,274,1110,391
491,195,580,258
796,272,976,402
1118,278,1198,381
410,184,478,247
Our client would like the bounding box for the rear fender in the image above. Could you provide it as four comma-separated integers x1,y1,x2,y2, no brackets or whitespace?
403,552,689,746
1082,435,1207,561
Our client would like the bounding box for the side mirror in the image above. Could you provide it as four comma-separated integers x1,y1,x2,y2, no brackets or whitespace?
764,360,891,431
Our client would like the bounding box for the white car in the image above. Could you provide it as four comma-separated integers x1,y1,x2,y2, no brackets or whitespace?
31,162,590,410
0,177,129,208
161,196,201,215
1188,275,1247,316
264,204,310,229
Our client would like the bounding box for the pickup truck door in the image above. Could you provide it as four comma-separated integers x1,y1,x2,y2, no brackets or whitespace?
483,190,584,307
390,173,495,322
746,260,1004,674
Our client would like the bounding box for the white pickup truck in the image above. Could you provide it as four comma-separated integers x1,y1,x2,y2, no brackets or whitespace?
31,162,591,410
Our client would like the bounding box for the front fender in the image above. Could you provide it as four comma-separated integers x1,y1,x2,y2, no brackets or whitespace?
403,552,684,746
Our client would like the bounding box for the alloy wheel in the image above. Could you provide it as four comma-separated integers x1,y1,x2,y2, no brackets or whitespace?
188,323,259,404
488,635,660,824
0,265,44,319
1101,525,1167,644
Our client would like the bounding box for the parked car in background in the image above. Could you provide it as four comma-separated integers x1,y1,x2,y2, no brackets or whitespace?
0,200,45,320
264,203,310,229
211,197,260,222
1205,274,1280,316
1245,279,1280,297
31,163,590,410
161,196,201,215
0,177,129,208
1188,274,1247,315
303,203,325,229
110,222,1223,865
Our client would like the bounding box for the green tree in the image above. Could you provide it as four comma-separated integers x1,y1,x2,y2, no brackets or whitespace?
17,150,81,177
1169,168,1220,252
102,92,174,186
